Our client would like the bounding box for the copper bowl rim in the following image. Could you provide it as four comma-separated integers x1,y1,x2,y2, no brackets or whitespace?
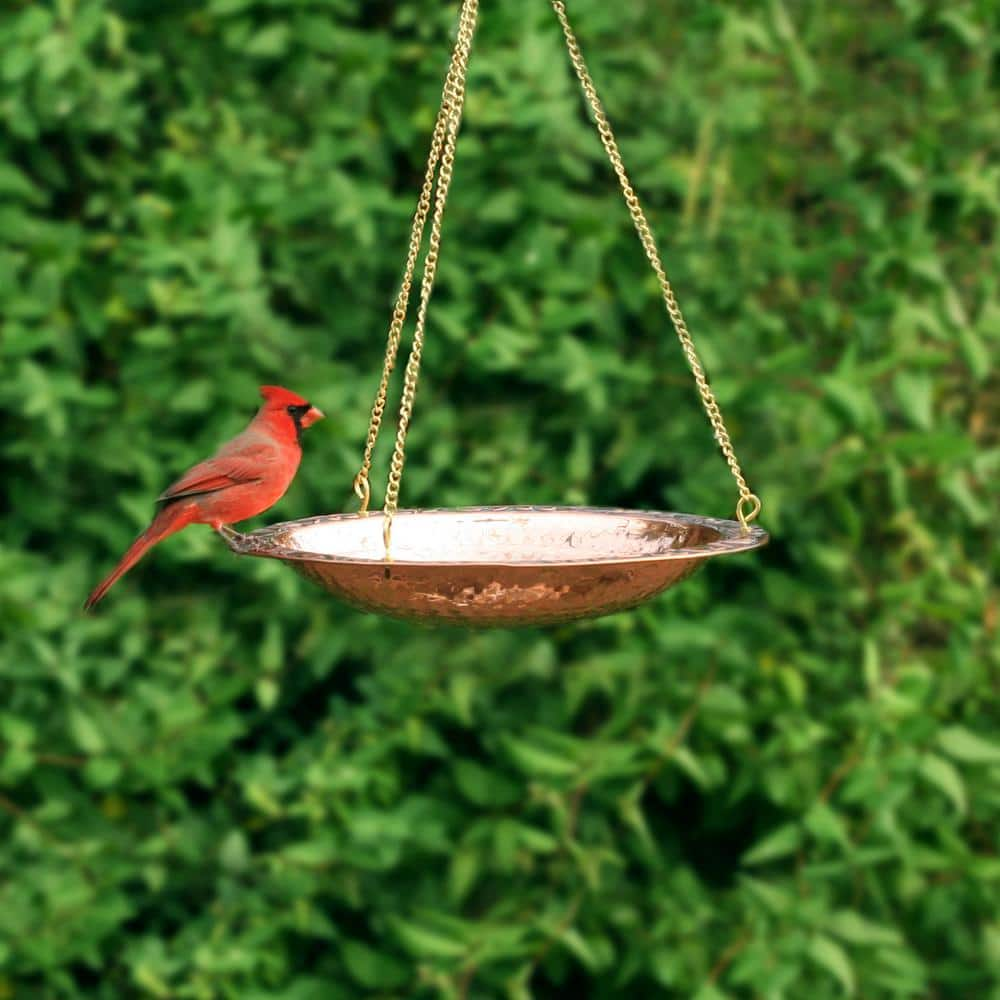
230,506,769,568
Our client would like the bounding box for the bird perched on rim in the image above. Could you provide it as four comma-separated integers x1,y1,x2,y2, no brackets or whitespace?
84,385,324,610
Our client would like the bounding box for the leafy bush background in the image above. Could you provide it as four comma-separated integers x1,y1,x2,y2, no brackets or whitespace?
1,0,997,997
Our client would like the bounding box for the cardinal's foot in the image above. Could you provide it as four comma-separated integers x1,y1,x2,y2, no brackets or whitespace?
215,525,244,544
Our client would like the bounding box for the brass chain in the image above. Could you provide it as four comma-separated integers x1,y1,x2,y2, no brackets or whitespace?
354,0,760,552
550,1,760,530
380,0,479,552
353,0,479,518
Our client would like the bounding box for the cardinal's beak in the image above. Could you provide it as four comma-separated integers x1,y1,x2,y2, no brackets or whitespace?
302,405,325,428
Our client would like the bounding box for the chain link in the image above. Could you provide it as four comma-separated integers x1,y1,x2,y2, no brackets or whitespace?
549,1,760,530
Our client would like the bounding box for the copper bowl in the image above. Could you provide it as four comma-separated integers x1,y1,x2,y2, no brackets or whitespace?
227,506,768,627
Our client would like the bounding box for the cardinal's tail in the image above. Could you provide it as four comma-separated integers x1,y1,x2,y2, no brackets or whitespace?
84,503,196,611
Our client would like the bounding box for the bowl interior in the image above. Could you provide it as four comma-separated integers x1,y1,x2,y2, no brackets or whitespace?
263,507,732,566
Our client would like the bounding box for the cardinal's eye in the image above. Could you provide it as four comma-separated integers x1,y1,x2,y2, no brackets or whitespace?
287,403,310,420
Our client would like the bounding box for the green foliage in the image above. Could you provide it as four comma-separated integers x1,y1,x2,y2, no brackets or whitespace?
1,0,997,997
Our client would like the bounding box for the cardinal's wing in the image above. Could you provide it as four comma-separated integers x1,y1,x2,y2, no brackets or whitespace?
157,441,274,503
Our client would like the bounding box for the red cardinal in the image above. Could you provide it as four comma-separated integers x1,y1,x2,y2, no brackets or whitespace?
84,385,324,609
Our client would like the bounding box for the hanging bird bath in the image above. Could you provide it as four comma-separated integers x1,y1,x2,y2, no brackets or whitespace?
229,508,766,627
230,0,767,625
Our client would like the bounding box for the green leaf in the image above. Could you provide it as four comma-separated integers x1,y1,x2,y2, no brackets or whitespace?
878,152,922,189
67,708,105,753
893,372,934,429
808,934,856,995
820,377,878,430
133,964,172,998
958,327,991,381
84,758,122,788
245,24,289,57
341,940,408,989
742,823,801,866
937,726,1000,764
448,847,480,903
937,8,985,46
255,677,280,710
804,802,851,848
453,759,521,806
940,471,989,526
919,753,967,815
503,735,578,778
392,918,467,960
828,910,903,947
0,163,41,201
280,839,338,867
219,830,250,873
670,745,710,788
558,927,599,970
739,875,795,915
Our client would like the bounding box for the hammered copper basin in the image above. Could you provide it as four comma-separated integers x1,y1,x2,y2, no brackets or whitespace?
228,506,768,626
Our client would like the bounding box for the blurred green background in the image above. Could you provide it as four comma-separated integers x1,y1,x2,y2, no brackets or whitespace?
1,0,997,997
